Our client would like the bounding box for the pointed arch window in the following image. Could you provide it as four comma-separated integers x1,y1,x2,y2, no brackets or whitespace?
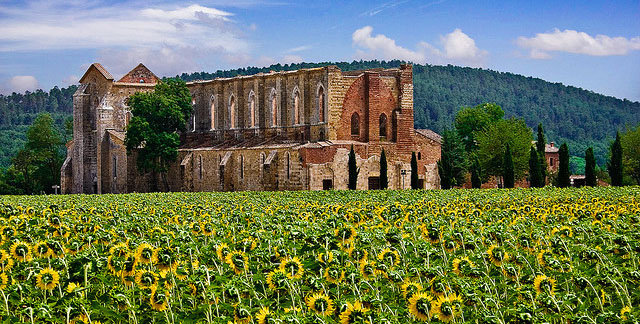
293,89,301,125
286,153,291,179
229,95,236,129
317,86,325,123
248,92,256,128
240,155,244,179
379,113,387,138
351,112,360,136
210,96,216,130
270,89,278,127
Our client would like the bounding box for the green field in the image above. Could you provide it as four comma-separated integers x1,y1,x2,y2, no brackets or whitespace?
0,187,638,323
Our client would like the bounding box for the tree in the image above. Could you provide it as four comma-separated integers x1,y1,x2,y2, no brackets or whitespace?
585,147,597,186
558,143,571,188
528,146,543,188
454,103,504,151
348,145,359,190
608,132,623,186
437,129,467,189
470,155,482,189
503,144,515,188
411,152,419,189
621,125,640,185
476,118,532,182
379,149,388,189
536,123,548,184
125,79,193,191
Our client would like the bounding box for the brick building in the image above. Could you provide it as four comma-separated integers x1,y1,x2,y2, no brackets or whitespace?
60,63,441,194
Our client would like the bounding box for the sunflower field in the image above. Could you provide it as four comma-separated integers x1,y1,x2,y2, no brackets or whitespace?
0,187,639,323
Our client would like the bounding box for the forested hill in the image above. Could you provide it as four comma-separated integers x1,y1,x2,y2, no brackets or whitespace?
0,86,76,168
1,60,638,169
178,60,639,165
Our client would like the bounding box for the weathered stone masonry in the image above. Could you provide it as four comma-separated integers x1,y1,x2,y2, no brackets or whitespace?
61,63,441,194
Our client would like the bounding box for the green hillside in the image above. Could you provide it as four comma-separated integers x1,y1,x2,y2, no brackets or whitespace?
1,60,638,169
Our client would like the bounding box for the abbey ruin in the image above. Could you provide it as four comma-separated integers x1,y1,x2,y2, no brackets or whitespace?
60,63,441,194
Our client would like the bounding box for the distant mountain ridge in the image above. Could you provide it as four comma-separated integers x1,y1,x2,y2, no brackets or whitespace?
1,60,638,169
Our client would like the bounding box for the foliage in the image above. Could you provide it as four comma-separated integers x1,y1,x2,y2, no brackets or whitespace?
0,86,75,168
476,118,532,181
528,147,543,188
3,187,640,323
454,103,504,151
437,129,467,189
125,79,192,190
621,125,640,185
503,144,515,188
537,123,548,184
585,147,597,186
379,149,388,190
410,152,419,189
608,132,624,187
558,143,571,188
348,145,358,190
569,156,586,175
470,155,482,189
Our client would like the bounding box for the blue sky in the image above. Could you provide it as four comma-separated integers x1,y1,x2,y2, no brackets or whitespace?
0,0,639,101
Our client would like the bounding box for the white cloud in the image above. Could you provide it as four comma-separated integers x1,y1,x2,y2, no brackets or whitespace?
286,45,312,53
517,29,640,59
7,76,39,93
352,26,487,67
0,2,249,53
352,26,426,62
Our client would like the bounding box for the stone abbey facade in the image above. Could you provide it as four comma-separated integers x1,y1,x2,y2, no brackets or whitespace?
60,63,441,194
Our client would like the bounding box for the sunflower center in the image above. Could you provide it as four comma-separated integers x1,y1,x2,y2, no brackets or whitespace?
314,298,328,312
416,299,430,315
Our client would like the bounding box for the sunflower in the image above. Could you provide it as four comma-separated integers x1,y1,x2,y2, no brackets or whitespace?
225,250,248,275
0,250,14,271
107,255,125,276
486,244,509,267
173,261,190,280
621,306,632,320
306,292,335,316
150,288,170,311
280,256,304,280
256,307,274,324
266,270,287,291
216,243,230,262
109,242,129,258
431,294,462,323
234,305,252,324
551,225,573,238
408,292,432,322
534,274,556,296
121,254,137,277
324,265,345,284
348,246,368,262
452,257,475,277
339,301,370,324
317,251,334,264
0,272,8,290
34,241,53,259
66,282,81,294
135,243,154,264
153,246,178,273
35,268,60,291
359,260,376,280
401,279,423,299
135,270,159,290
537,249,552,268
10,241,31,262
190,222,202,235
377,248,400,268
335,224,357,243
202,222,214,236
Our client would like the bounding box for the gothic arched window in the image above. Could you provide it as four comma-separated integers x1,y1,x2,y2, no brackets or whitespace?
379,113,387,138
351,112,360,136
229,95,236,129
318,86,325,123
248,92,256,128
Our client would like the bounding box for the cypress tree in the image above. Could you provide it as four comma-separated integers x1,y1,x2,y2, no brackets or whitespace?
470,155,482,189
437,161,449,189
348,145,358,190
528,146,543,188
411,152,419,189
380,149,388,189
585,147,597,186
536,123,548,184
558,143,571,188
608,132,623,186
503,143,515,188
